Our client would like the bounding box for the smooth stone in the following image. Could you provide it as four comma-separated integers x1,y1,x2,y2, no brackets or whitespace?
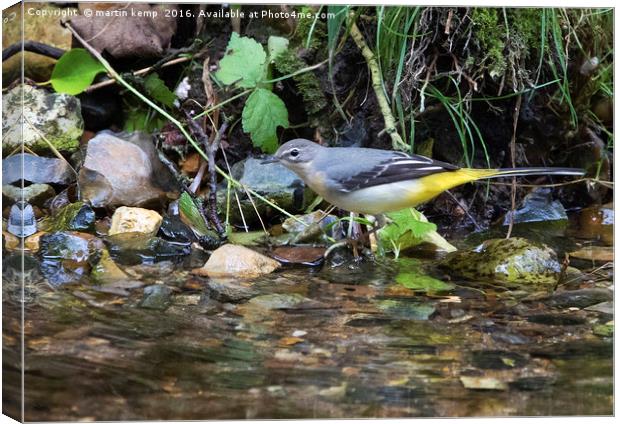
217,157,315,226
584,301,614,315
38,232,104,286
576,204,613,245
545,288,613,309
109,207,163,237
281,210,342,243
440,238,561,287
139,284,173,310
78,131,174,207
247,293,309,310
205,280,259,303
40,201,95,232
270,246,326,266
2,84,83,153
3,183,55,207
105,232,191,266
502,188,567,225
158,215,197,245
91,249,129,284
569,246,613,263
192,244,280,278
2,153,75,185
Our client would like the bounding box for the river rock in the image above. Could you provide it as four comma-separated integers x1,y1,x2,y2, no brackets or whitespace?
192,244,280,278
38,232,104,286
105,232,191,266
502,188,567,225
40,201,95,232
139,284,173,310
109,207,163,237
575,204,613,245
78,131,174,207
440,238,561,287
545,288,613,309
3,183,55,207
217,157,314,226
2,153,75,185
90,249,129,284
2,84,83,154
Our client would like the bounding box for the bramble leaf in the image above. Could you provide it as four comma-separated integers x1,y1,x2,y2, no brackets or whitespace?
214,32,266,88
242,88,289,153
267,36,289,61
143,74,176,107
49,48,106,95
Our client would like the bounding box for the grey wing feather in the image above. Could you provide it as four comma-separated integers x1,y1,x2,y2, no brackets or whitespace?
335,150,460,192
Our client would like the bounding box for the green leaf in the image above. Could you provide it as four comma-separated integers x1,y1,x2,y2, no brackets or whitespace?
379,208,456,254
179,192,211,236
143,74,176,107
395,257,454,292
242,88,289,153
267,36,289,61
49,48,106,95
214,32,266,88
123,107,166,132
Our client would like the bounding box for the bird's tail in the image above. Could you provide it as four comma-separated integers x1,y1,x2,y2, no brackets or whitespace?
461,167,585,180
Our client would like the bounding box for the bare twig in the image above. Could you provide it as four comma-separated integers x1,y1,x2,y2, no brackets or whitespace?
85,56,191,93
505,95,522,239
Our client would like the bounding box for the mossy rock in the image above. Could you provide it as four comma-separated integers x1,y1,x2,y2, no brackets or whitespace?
40,202,95,233
440,237,561,287
2,85,83,154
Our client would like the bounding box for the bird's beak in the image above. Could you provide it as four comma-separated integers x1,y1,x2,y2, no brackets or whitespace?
261,156,279,164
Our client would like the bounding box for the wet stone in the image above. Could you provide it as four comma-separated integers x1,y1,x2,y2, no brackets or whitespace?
109,206,163,237
2,84,83,154
206,280,259,303
158,215,196,245
270,246,326,266
471,350,528,370
78,131,174,208
544,288,613,309
139,284,173,310
502,188,567,225
192,244,280,278
38,231,104,286
527,313,587,326
247,293,311,310
2,153,75,186
217,157,314,226
509,376,556,391
584,301,613,315
375,299,436,321
3,183,55,207
440,237,561,287
105,232,191,266
41,201,95,233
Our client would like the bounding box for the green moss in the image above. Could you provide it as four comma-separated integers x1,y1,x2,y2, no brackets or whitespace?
274,49,327,117
471,8,507,79
292,7,327,52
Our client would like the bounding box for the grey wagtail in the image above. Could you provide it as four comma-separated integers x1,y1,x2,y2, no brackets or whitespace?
263,138,585,215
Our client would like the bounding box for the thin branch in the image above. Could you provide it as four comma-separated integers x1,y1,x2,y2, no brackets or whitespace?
348,12,409,151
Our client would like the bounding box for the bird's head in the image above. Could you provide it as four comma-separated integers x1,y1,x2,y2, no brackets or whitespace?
262,139,322,171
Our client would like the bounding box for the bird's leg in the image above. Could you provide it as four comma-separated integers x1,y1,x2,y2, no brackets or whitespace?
347,212,362,259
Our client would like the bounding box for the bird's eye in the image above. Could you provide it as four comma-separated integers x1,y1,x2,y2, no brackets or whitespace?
290,148,300,158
